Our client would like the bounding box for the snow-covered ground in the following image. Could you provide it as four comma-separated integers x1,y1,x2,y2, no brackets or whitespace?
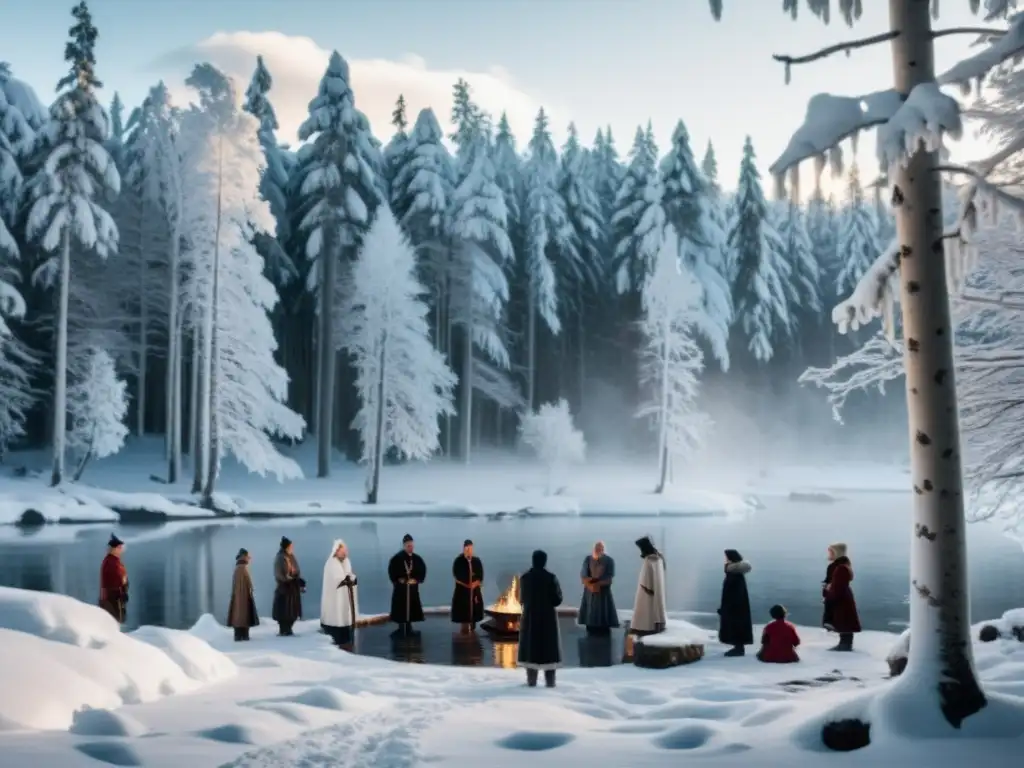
1,587,1022,766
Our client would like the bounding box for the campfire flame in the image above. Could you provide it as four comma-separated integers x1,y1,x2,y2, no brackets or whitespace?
489,575,522,614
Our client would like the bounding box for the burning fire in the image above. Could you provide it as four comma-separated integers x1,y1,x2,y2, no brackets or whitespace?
489,575,522,614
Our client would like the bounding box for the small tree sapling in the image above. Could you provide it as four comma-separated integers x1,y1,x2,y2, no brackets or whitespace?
66,347,128,481
518,399,586,495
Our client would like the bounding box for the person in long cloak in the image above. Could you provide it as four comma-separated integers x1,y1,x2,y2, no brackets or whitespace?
578,540,619,634
388,534,427,634
98,534,129,624
630,535,666,635
718,548,753,656
451,539,484,632
822,542,862,651
321,538,359,648
517,549,564,688
227,548,259,641
272,537,305,636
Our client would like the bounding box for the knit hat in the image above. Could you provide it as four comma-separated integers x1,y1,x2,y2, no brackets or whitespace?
828,542,848,559
280,536,292,550
402,534,414,544
463,539,473,547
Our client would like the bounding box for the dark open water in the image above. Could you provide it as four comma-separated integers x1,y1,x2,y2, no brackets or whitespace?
1,495,1022,637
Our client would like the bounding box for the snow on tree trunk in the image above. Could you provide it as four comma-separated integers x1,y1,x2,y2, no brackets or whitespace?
654,318,671,495
460,318,474,464
51,231,71,487
366,332,387,505
201,232,222,508
189,330,200,461
317,239,337,478
167,227,182,482
886,0,984,728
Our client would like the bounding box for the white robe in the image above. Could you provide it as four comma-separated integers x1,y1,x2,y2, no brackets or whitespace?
321,540,359,629
631,555,667,633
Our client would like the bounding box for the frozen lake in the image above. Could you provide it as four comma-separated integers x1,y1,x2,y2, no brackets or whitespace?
1,494,1022,632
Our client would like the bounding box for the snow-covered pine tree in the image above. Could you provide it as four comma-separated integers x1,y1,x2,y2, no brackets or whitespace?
105,92,126,176
296,51,385,478
773,199,821,328
123,81,184,480
0,81,34,458
447,82,514,463
179,64,305,503
590,127,624,224
660,120,732,368
390,107,454,313
522,107,575,408
610,125,665,294
492,112,522,235
25,1,120,486
243,55,296,287
341,207,456,503
66,346,127,481
383,94,409,195
518,399,586,495
834,163,881,296
727,136,790,363
560,123,603,287
638,225,710,494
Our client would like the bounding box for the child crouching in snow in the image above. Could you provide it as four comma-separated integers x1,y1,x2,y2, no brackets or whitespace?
756,604,800,664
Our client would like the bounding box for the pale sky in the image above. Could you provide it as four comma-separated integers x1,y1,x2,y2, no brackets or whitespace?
0,0,996,195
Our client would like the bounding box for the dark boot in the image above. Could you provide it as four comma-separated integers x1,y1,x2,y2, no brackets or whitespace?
544,670,556,688
724,645,745,657
830,633,854,652
526,669,539,687
240,627,250,641
233,627,245,642
278,621,294,636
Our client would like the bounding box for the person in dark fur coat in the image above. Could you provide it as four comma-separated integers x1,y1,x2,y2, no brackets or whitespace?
822,542,861,651
517,550,564,688
227,548,259,641
272,537,305,636
718,549,753,656
451,540,484,632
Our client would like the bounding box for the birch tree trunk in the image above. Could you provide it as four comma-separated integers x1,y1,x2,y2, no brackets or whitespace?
366,332,388,504
166,221,182,482
888,0,984,728
50,230,71,487
316,239,337,478
136,198,148,437
445,282,454,457
189,329,200,459
459,324,473,464
201,257,220,508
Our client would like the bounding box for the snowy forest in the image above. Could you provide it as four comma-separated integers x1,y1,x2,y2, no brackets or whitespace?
3,1,1022,504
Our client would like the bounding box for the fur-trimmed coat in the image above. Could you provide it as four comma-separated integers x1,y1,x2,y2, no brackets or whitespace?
227,559,259,629
718,560,753,646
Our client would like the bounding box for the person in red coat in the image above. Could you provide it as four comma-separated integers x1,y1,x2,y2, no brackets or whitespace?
757,604,800,664
822,542,861,651
99,534,129,624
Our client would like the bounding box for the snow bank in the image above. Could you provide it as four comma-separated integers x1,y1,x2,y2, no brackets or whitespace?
0,587,235,732
636,618,711,647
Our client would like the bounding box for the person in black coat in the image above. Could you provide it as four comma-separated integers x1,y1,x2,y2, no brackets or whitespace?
517,549,563,688
388,534,427,634
451,539,484,632
718,548,753,657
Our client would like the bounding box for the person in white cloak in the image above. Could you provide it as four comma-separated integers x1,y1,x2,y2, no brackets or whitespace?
630,535,667,635
321,539,359,647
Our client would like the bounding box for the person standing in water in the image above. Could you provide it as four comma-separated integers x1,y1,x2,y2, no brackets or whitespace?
630,535,666,635
388,534,427,634
272,537,305,636
227,548,258,641
578,540,619,635
451,539,484,633
98,534,129,624
321,539,359,648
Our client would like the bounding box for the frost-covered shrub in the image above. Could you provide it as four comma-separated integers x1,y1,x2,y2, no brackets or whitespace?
67,347,128,480
519,399,586,494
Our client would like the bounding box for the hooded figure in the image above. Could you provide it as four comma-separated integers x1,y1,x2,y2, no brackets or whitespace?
517,549,564,687
718,548,753,656
630,536,667,635
99,533,128,624
227,548,259,641
822,542,861,651
321,539,359,647
272,536,305,636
